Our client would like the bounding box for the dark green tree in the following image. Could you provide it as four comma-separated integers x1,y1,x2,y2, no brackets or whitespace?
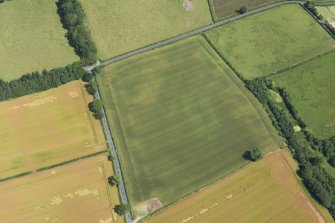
85,82,97,95
108,176,119,187
239,6,247,14
243,148,263,162
114,204,130,216
82,72,93,82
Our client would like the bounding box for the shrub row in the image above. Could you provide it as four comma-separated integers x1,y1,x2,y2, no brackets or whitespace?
245,78,335,218
0,62,85,102
0,0,98,101
57,0,97,65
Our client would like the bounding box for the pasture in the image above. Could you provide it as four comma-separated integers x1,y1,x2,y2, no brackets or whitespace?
210,0,282,20
0,0,78,81
316,6,335,20
79,0,212,59
205,4,335,79
0,155,124,223
145,150,332,223
271,52,335,139
97,36,281,217
0,81,105,179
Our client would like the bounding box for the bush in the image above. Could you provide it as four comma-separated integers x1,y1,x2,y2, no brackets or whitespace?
114,204,130,216
108,176,119,186
89,99,104,119
243,148,263,162
82,72,93,82
238,6,247,14
85,82,97,95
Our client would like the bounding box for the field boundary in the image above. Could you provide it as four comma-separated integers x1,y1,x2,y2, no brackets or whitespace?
0,150,108,183
94,81,133,223
265,49,335,79
140,149,284,222
91,1,303,71
206,0,217,22
202,33,285,148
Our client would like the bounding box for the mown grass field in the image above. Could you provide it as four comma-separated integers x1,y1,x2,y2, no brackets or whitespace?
0,0,78,81
271,52,335,139
0,81,105,179
0,155,123,223
206,4,335,79
97,36,281,216
79,0,212,59
210,0,282,21
145,150,333,223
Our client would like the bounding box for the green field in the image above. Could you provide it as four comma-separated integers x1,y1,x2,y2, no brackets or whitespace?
316,6,335,20
206,4,335,79
0,0,78,81
271,52,335,139
97,36,281,216
80,0,212,59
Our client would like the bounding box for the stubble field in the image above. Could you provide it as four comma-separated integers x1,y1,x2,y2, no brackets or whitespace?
0,81,105,179
146,150,332,223
0,155,124,223
205,4,335,79
0,0,78,81
79,0,212,59
97,36,281,217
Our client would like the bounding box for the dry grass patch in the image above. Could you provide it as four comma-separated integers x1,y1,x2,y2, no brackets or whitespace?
0,81,105,179
146,150,333,223
0,155,124,223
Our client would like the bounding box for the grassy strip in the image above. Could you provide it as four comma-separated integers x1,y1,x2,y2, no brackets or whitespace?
0,150,108,183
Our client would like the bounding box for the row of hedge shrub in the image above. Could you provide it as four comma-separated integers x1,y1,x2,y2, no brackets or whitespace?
0,0,97,102
245,78,335,218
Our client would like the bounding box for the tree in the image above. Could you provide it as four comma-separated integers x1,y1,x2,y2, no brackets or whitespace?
114,204,130,216
243,148,263,162
85,82,97,95
0,0,5,3
82,72,93,82
92,66,103,76
239,6,247,14
329,156,335,168
88,99,104,119
108,176,119,186
309,156,323,166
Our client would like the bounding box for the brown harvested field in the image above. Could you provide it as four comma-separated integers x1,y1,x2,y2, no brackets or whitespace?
0,81,105,179
0,155,124,223
145,150,333,223
210,0,282,20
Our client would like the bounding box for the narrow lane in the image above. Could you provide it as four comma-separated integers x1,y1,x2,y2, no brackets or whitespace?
94,89,133,223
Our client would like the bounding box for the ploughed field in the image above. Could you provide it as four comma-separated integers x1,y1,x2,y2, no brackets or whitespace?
205,4,335,79
146,150,332,223
0,0,78,81
271,52,335,139
97,36,281,217
0,155,123,223
0,81,105,179
79,0,212,59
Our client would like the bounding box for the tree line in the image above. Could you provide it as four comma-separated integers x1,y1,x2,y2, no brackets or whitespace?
245,78,335,218
0,62,84,102
57,0,97,65
0,0,98,102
